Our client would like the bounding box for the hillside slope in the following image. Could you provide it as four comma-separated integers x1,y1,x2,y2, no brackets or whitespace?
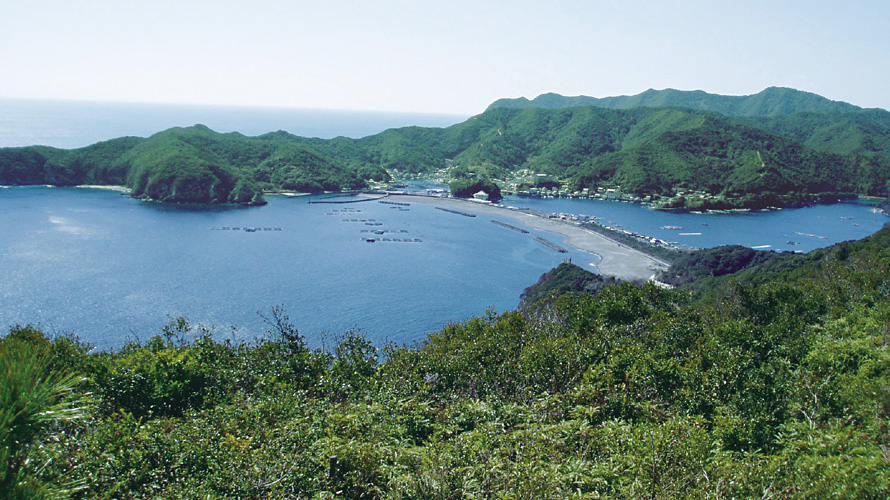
2,88,889,208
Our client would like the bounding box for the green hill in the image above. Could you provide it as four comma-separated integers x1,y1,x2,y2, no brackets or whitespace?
2,88,889,208
487,86,863,116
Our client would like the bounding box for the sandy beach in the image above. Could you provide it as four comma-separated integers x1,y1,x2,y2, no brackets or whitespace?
385,194,670,281
75,185,132,194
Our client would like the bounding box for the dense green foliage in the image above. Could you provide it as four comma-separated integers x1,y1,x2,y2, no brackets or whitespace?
519,261,623,308
3,87,889,208
659,245,779,287
1,328,87,499
0,125,390,204
6,225,890,498
448,178,502,200
487,86,862,116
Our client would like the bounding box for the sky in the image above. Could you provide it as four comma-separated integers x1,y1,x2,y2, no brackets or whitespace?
1,0,888,115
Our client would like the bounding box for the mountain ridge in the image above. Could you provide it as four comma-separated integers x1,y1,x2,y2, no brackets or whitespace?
487,87,866,116
2,87,888,209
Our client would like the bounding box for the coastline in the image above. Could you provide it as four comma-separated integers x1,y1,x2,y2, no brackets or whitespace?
385,194,670,282
75,185,132,194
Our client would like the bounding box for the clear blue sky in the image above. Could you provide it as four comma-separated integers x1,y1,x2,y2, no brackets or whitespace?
1,0,888,114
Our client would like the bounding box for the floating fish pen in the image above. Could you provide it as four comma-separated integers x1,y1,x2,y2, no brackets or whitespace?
661,225,683,230
210,227,283,232
365,222,383,226
361,229,409,234
491,220,529,234
534,236,568,253
363,238,422,243
436,207,476,217
379,200,410,206
327,209,362,215
341,218,376,222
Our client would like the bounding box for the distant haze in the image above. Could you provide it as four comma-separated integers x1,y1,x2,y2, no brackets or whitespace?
1,1,889,114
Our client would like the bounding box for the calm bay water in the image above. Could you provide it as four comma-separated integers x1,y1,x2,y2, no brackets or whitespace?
503,196,888,254
1,187,886,350
0,100,887,349
0,187,599,349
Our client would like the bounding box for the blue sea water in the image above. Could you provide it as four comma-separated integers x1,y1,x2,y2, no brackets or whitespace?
503,196,888,254
0,98,468,148
0,100,887,349
0,187,599,349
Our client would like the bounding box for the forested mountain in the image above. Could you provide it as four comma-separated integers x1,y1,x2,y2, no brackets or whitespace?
487,86,863,116
0,125,389,204
2,88,889,208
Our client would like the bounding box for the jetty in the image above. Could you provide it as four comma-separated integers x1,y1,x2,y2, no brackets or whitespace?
534,236,568,253
436,206,476,217
491,219,529,234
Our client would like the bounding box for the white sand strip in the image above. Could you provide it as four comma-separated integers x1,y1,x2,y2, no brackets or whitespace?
386,194,670,281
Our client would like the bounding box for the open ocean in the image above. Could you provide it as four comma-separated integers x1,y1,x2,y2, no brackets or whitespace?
0,99,887,349
0,98,468,148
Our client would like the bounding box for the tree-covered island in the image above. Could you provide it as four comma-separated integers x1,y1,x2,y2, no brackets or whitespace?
2,87,889,209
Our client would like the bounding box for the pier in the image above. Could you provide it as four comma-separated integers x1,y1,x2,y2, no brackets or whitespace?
491,219,529,234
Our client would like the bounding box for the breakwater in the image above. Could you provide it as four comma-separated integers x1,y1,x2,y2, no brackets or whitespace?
491,219,529,234
436,206,476,217
534,236,568,253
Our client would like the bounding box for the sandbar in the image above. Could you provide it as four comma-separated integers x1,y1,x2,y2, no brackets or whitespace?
385,194,670,281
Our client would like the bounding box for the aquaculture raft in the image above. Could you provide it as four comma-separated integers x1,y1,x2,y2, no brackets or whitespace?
211,227,282,232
